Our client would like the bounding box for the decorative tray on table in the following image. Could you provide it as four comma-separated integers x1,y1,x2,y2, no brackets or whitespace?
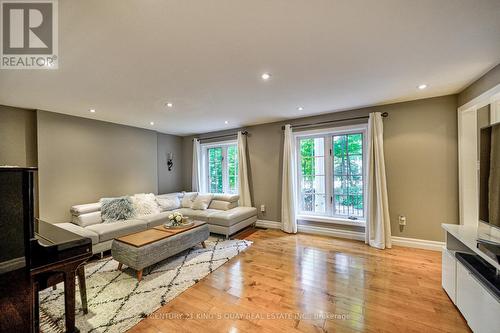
163,220,195,229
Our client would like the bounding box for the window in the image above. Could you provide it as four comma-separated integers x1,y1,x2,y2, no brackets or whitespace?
203,141,238,194
296,126,366,221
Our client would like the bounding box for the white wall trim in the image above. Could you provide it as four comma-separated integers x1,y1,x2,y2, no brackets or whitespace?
458,82,500,112
391,236,445,251
256,219,281,229
297,214,366,227
457,83,500,228
298,224,365,241
256,219,444,251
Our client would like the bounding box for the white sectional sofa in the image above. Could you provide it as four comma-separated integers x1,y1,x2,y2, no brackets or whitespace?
56,192,257,254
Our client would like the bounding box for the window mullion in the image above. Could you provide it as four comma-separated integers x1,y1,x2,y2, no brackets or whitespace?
325,135,332,217
222,146,228,193
204,148,209,192
296,137,302,212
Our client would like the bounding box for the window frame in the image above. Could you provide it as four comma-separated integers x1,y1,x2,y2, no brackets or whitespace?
294,124,368,225
201,140,238,194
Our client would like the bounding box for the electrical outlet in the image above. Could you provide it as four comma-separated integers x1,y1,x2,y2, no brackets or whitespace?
398,215,407,226
260,204,266,212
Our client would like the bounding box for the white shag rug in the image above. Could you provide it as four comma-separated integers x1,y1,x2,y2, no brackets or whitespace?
39,237,252,333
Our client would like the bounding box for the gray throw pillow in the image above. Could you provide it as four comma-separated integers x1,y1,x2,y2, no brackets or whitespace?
100,197,135,222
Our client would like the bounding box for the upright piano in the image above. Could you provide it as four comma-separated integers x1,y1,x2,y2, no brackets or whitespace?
0,167,92,333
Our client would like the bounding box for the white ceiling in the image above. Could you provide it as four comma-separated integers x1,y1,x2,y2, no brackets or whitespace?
1,0,499,135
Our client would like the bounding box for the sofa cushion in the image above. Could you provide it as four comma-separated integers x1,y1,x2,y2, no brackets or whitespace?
56,223,99,245
181,192,198,208
100,197,135,222
70,202,101,216
173,208,220,221
156,192,182,200
156,196,181,211
72,211,102,227
208,207,257,227
135,212,170,228
212,193,240,203
208,200,238,211
130,193,161,216
87,219,148,242
192,193,213,210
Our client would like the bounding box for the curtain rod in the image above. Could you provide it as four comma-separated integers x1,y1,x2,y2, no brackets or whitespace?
193,130,248,142
281,112,389,130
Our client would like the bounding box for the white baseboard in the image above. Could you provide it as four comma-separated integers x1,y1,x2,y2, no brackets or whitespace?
256,219,444,251
256,219,281,229
391,236,444,251
298,224,365,241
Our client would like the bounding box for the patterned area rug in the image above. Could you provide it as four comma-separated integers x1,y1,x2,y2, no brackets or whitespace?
39,237,252,333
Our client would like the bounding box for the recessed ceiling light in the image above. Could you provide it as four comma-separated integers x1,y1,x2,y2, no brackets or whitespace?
261,72,271,80
166,102,173,108
224,120,229,124
89,109,96,113
150,121,155,126
297,106,304,111
418,84,428,90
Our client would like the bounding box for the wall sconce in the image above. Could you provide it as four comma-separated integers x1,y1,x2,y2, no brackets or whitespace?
167,152,174,171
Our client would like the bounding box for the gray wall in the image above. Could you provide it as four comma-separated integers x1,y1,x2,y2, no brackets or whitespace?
37,111,159,223
0,105,37,167
381,96,458,241
458,63,500,107
183,95,459,241
157,133,184,194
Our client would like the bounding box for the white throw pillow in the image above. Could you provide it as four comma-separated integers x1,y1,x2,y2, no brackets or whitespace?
181,192,198,208
156,196,181,211
191,194,213,210
130,193,161,216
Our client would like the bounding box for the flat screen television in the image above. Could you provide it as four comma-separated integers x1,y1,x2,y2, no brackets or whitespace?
479,122,500,230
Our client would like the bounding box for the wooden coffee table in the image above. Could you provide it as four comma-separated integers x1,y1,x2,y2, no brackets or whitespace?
112,221,209,281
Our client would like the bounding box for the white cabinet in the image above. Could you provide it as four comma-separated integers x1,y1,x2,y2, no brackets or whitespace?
456,260,500,333
442,249,456,303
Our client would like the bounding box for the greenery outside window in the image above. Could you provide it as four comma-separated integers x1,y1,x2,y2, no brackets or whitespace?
296,126,367,222
202,141,238,194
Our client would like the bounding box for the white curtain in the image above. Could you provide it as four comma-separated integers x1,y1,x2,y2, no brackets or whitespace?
192,138,201,192
237,131,252,206
366,112,392,249
281,124,298,233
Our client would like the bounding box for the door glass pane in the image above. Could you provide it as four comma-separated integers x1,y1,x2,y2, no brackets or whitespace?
208,147,223,193
332,133,364,218
313,194,326,213
347,133,363,155
227,145,238,194
300,193,326,214
299,137,326,214
348,155,363,176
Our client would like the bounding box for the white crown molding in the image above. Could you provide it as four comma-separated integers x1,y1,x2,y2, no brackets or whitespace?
256,219,443,251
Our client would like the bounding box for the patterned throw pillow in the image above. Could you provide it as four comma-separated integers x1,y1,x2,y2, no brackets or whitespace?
130,193,161,216
100,197,135,222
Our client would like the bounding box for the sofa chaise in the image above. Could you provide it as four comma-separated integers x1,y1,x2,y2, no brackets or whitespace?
56,192,257,254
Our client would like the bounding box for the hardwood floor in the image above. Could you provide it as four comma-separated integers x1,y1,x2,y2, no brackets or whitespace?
128,229,470,333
